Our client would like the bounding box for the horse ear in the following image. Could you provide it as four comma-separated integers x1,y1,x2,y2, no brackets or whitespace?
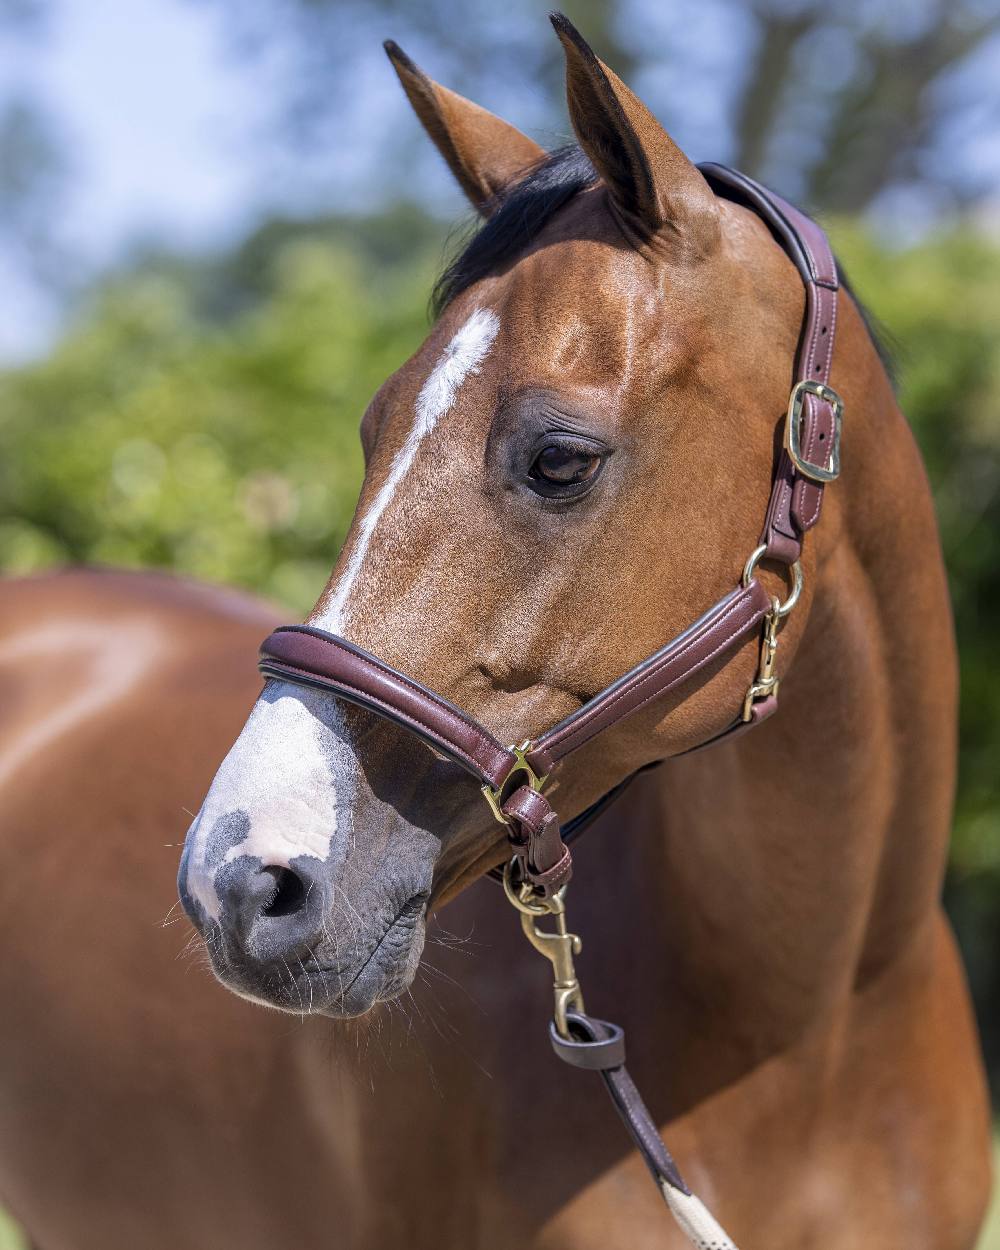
384,41,546,214
549,14,719,255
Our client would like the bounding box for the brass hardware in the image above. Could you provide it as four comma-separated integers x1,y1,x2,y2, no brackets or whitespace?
742,544,803,617
482,741,548,826
503,860,585,1038
741,538,805,721
784,379,843,483
742,603,781,722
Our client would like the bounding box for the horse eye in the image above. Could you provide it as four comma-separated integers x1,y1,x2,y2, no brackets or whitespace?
530,444,602,486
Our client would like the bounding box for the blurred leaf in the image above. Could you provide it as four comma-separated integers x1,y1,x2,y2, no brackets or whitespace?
0,214,437,611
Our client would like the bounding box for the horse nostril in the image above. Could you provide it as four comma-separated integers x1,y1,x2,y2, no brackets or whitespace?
260,866,308,918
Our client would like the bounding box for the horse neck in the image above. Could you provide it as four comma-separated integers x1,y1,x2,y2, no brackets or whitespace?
586,297,957,1053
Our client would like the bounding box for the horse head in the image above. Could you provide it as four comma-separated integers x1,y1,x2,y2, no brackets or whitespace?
178,16,820,1015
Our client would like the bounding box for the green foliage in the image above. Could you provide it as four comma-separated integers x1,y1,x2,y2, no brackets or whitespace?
0,220,440,612
830,222,1000,1081
0,1207,27,1250
831,223,1000,862
3,211,1000,1081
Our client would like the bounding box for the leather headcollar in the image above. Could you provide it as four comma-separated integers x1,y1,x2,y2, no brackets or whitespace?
257,164,843,896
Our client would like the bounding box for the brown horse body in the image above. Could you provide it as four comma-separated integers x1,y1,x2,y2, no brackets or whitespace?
0,17,991,1248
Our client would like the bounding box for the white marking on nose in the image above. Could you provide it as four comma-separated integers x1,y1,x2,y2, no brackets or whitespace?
318,307,499,631
184,686,354,922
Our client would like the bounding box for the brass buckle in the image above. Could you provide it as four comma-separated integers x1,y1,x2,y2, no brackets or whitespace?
784,379,843,483
481,741,548,826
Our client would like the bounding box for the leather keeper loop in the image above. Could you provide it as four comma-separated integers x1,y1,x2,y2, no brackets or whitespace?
502,786,572,893
523,845,572,894
501,785,552,838
550,1014,626,1071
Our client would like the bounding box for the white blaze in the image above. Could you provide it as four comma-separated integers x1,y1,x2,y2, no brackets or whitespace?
318,307,499,631
184,687,355,922
182,308,499,920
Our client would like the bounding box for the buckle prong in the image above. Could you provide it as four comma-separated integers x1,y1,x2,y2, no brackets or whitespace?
785,379,843,483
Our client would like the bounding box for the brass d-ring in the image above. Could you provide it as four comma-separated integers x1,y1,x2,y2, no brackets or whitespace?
502,858,564,916
742,544,803,618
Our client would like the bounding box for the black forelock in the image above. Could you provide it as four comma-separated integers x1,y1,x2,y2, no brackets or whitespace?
432,143,598,317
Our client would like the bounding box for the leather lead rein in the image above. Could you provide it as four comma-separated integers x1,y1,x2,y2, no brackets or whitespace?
257,166,844,1248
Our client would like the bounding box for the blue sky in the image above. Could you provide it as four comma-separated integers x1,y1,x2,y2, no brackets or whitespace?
0,0,447,361
2,0,999,363
31,1,259,247
0,0,260,360
2,0,271,360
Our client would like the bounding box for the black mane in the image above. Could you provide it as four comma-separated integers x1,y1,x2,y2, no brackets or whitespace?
432,144,597,316
433,143,894,381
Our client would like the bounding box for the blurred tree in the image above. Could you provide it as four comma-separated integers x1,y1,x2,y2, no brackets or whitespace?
0,212,437,609
118,200,449,327
199,0,1000,215
741,0,1000,213
0,0,71,291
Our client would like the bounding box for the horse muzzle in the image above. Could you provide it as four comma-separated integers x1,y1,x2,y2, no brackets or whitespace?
179,846,430,1016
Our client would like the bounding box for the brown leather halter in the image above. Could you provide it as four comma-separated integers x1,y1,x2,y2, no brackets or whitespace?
257,165,843,1245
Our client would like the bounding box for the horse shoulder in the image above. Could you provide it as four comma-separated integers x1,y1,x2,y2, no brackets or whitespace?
0,571,368,1250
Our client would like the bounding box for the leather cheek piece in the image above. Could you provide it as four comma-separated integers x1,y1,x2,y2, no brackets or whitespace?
699,163,840,566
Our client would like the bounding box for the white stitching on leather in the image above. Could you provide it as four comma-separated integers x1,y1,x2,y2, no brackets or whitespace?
545,587,765,758
262,660,507,784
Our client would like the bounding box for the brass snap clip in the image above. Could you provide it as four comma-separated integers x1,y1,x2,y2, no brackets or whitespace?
742,601,781,722
503,860,584,1038
741,547,804,723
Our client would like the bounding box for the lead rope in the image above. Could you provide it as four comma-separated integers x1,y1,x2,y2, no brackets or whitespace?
502,866,741,1248
494,587,803,1246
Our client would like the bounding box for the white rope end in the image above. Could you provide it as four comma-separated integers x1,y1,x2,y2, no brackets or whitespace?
660,1182,740,1250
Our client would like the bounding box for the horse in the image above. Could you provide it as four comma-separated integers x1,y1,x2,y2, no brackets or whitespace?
0,15,991,1249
